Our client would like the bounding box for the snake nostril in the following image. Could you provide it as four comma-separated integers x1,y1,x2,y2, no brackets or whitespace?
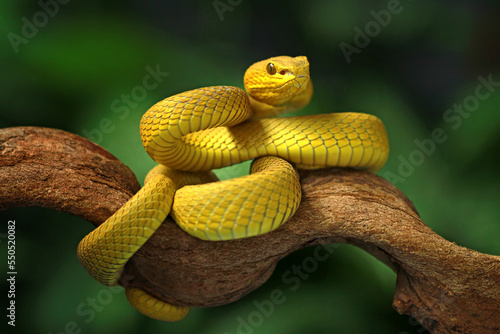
279,70,287,75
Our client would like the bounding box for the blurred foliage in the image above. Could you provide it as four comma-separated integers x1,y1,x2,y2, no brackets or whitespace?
1,0,499,333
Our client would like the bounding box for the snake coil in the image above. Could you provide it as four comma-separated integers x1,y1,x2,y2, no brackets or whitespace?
77,56,389,321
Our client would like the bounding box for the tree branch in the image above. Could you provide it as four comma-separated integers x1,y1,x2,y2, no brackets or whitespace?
1,127,499,333
0,127,140,224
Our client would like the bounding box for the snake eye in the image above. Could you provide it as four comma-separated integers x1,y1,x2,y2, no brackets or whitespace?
266,63,276,75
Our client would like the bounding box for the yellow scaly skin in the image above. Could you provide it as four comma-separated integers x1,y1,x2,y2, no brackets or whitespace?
77,56,389,322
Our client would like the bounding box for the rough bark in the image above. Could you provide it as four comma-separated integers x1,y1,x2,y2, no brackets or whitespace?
0,126,140,223
1,126,499,334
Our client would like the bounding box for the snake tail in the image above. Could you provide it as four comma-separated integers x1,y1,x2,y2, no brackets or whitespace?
125,288,190,322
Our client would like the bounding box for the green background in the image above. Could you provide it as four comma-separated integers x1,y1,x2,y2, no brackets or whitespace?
1,1,499,333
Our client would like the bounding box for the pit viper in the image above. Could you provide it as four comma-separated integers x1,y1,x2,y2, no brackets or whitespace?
77,56,389,321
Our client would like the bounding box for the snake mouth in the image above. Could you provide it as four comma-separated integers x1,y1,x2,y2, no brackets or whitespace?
251,75,308,93
248,73,310,106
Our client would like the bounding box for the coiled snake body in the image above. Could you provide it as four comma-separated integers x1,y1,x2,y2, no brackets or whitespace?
77,56,389,321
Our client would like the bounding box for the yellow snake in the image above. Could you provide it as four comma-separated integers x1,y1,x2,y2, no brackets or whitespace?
77,56,389,321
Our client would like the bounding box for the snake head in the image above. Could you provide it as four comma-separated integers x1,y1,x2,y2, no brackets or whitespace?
244,56,311,108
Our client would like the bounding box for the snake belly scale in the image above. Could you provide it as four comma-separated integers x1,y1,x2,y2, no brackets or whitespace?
77,56,389,321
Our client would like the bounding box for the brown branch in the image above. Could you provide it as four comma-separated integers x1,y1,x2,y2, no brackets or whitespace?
1,126,499,334
0,127,140,224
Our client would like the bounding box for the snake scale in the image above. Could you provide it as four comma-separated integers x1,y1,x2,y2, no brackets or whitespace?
77,56,389,321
